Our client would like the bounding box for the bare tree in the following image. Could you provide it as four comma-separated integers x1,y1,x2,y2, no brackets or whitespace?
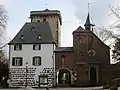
112,38,120,63
0,5,8,28
0,5,8,64
93,26,116,45
108,5,120,63
0,50,7,64
109,5,120,30
0,5,8,41
94,5,120,43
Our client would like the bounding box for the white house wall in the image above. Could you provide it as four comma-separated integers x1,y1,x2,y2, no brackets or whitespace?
9,44,55,87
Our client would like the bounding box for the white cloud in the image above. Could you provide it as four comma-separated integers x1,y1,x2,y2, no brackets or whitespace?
0,0,9,6
89,0,98,3
6,0,120,47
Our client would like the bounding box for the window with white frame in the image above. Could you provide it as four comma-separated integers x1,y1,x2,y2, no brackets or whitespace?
12,57,23,66
33,56,41,66
14,44,22,51
33,44,41,50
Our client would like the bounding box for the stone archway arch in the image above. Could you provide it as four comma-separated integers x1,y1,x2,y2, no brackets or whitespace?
56,67,71,85
57,67,71,74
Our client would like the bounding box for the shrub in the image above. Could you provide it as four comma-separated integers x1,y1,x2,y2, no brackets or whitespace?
103,84,109,89
110,85,118,90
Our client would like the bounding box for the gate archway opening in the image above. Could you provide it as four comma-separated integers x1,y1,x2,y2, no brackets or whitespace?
57,68,71,85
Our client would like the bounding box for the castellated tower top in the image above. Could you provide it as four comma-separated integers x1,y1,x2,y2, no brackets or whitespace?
30,9,62,47
30,9,62,25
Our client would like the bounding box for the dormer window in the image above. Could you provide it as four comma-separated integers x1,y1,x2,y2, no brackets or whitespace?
20,35,24,40
31,27,35,31
38,35,41,39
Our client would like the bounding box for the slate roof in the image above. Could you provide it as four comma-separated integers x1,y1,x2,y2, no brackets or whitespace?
73,26,90,33
55,47,73,52
84,13,95,26
9,22,55,44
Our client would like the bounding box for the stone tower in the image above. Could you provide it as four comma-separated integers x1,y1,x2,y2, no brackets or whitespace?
30,9,62,46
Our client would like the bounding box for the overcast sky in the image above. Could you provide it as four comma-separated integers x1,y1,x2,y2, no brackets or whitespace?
1,0,120,47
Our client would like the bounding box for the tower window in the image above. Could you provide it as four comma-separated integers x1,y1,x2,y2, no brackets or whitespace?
80,52,84,56
89,36,93,44
43,18,46,22
79,38,83,44
61,55,65,66
56,30,58,37
56,22,59,29
37,20,40,22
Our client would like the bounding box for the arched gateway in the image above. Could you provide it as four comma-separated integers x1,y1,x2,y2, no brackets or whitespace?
57,68,71,85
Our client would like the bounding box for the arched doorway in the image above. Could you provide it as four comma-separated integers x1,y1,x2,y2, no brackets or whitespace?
90,67,97,86
57,68,71,85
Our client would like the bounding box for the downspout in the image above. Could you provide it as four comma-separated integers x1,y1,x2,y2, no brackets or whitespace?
8,45,11,87
53,44,55,86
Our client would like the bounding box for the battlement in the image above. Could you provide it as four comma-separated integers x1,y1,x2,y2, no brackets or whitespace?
30,9,62,25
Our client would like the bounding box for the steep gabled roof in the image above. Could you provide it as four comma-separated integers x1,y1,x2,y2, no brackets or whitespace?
84,13,95,26
73,26,90,34
72,26,110,49
90,31,110,49
9,22,55,44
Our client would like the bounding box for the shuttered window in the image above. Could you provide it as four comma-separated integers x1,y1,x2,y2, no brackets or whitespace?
12,57,23,66
33,56,41,66
33,44,41,50
14,45,22,51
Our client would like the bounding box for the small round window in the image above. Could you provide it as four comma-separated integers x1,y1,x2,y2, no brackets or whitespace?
88,49,96,56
